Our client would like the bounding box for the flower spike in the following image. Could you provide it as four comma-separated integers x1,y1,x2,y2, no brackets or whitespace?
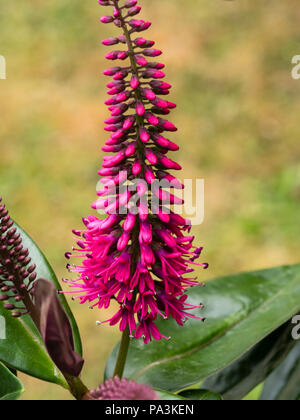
90,376,158,400
0,197,39,325
66,0,208,344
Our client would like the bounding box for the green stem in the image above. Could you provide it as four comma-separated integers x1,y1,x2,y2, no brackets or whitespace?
113,326,131,378
64,374,90,400
110,0,145,380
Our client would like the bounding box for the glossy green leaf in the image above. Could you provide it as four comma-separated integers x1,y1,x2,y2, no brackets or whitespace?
202,318,297,400
106,264,300,392
0,222,82,387
180,390,222,400
16,222,82,356
0,362,24,400
0,302,67,387
156,390,187,400
260,340,300,400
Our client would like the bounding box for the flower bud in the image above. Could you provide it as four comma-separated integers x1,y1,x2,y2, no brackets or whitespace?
100,16,113,24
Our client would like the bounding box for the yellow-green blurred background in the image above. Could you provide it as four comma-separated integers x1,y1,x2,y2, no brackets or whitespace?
0,0,300,399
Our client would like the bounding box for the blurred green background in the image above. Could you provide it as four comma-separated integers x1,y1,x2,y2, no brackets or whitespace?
0,0,300,400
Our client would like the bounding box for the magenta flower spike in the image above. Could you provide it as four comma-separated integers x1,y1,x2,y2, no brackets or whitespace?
65,0,208,345
90,376,158,400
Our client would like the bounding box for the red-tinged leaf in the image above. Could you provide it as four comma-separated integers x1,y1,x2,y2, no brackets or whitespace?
34,279,84,377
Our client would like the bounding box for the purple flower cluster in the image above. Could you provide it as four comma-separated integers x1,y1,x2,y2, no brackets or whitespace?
0,197,37,319
90,376,158,400
65,0,208,344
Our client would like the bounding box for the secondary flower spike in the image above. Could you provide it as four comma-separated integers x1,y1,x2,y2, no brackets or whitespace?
65,0,208,344
90,376,158,400
0,197,38,321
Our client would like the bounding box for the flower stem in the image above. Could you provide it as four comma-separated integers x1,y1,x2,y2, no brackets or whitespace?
110,1,143,379
64,374,90,400
0,244,41,331
113,326,131,378
113,0,146,168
